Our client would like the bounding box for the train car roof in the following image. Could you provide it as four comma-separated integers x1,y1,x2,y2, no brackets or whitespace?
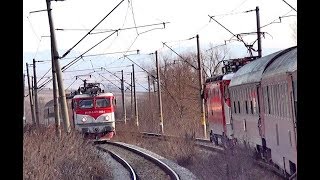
262,47,297,79
205,73,235,83
229,46,296,87
73,92,114,99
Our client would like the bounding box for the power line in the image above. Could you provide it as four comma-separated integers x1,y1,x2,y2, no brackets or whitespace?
41,49,140,61
208,15,257,56
31,36,51,70
37,67,52,84
26,16,40,41
135,80,148,91
282,0,297,12
60,0,125,59
230,0,249,13
56,22,170,35
208,8,253,18
100,67,131,86
98,73,121,90
162,42,197,69
65,78,78,90
123,55,156,79
62,30,118,71
261,10,296,29
130,0,139,35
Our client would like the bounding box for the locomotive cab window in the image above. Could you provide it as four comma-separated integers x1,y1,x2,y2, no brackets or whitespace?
96,98,111,108
79,99,93,109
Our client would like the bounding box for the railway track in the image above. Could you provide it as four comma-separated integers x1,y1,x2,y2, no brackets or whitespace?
116,131,290,180
95,141,180,180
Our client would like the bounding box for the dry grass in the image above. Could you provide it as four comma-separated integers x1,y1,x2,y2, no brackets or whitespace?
115,128,197,167
23,125,112,180
115,130,283,180
180,145,283,180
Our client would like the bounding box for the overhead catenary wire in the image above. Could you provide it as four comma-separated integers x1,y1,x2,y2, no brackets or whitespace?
60,0,125,59
130,0,139,35
98,73,121,90
37,67,52,84
281,0,297,12
26,16,40,41
100,67,131,86
135,80,148,91
208,8,253,18
162,42,197,70
123,55,156,79
40,49,139,61
62,30,118,71
56,22,170,35
260,10,296,29
65,77,78,90
208,16,249,49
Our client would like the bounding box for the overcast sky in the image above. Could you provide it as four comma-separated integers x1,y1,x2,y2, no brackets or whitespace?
23,0,297,91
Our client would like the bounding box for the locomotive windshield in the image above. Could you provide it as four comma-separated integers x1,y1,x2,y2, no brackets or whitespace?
96,98,111,108
79,99,93,109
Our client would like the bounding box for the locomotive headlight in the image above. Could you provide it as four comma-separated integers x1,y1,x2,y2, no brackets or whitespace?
104,116,109,121
81,117,87,122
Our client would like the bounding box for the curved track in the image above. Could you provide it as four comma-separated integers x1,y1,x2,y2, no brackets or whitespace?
95,141,180,180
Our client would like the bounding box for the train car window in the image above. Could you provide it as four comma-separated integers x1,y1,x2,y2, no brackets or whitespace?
262,86,268,114
262,87,267,114
278,84,282,117
284,83,288,117
245,101,248,114
285,84,289,117
244,87,247,101
276,84,280,117
272,85,276,116
289,130,292,147
270,85,274,115
276,124,279,145
275,85,278,116
252,87,257,115
279,84,283,117
280,84,285,117
79,99,93,109
266,86,271,114
96,98,111,108
293,79,297,118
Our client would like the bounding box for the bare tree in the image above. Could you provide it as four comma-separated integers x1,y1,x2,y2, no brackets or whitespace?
202,43,230,78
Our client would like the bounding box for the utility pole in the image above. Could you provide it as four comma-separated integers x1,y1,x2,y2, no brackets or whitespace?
153,77,156,93
148,75,151,103
51,51,61,137
197,34,207,139
45,0,71,133
33,59,40,126
26,63,36,125
130,72,133,121
256,6,262,58
155,51,164,134
121,70,127,124
132,64,139,126
23,74,26,126
147,75,154,128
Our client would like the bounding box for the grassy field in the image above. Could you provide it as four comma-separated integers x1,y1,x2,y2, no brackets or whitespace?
23,125,112,180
